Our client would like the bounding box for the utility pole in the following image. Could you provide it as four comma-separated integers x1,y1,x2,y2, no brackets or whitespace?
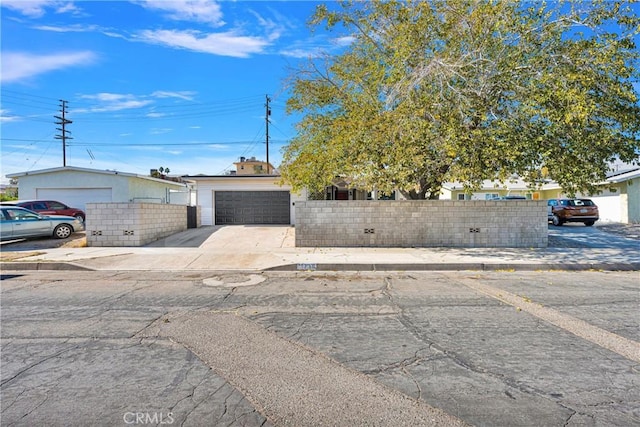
265,94,271,174
54,100,72,167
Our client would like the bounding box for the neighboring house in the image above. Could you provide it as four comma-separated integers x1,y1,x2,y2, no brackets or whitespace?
233,156,277,175
538,164,640,223
184,174,306,226
441,164,640,223
321,163,639,223
441,178,540,201
6,166,191,211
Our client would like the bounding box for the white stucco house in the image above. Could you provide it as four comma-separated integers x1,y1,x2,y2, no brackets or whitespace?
6,166,192,211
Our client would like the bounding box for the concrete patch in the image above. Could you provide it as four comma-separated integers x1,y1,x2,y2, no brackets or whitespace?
202,274,266,287
449,274,640,363
148,312,469,426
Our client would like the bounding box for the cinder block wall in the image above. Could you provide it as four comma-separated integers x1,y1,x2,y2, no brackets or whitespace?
295,200,548,248
86,203,189,247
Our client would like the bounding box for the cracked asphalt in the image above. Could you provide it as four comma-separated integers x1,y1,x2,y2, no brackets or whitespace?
1,270,638,426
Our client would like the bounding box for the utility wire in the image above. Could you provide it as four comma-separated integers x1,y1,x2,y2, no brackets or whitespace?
0,138,289,147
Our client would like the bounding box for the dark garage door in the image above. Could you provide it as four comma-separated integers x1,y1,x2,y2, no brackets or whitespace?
215,191,291,225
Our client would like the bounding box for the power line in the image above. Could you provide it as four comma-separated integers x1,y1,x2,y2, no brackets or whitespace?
0,138,290,146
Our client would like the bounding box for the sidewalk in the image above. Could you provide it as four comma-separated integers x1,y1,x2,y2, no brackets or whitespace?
2,225,639,272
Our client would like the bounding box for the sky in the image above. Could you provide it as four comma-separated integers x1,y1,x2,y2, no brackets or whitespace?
2,2,639,187
1,0,347,184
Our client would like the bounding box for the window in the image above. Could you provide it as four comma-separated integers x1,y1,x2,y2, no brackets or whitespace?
6,209,38,220
48,201,66,209
457,194,466,200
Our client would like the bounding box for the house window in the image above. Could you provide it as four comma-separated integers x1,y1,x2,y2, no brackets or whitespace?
457,194,466,200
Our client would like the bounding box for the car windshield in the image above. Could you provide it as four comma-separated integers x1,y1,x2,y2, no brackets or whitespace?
568,199,595,207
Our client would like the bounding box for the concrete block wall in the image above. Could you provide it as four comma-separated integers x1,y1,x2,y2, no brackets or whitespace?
86,203,189,247
295,200,548,248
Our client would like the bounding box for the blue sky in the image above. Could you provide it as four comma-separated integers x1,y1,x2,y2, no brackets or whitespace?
1,0,348,184
2,2,638,186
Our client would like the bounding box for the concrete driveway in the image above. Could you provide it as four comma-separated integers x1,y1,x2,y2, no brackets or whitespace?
548,223,639,249
145,225,296,249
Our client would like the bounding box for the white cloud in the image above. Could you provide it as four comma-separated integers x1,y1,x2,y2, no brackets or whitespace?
0,51,97,83
33,24,99,32
207,144,229,150
151,90,197,101
77,93,154,112
150,128,173,135
54,2,81,14
1,0,79,17
76,90,197,115
335,36,355,47
279,35,354,59
0,109,21,123
81,93,130,102
136,29,269,58
248,10,284,42
136,0,225,27
279,47,325,59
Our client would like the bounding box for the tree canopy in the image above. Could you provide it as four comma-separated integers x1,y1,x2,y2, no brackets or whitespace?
280,0,640,198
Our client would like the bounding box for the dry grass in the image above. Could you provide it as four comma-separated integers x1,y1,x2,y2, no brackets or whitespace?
0,251,45,261
61,236,87,248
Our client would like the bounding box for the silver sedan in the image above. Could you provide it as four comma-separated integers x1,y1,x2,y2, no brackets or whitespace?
0,206,85,240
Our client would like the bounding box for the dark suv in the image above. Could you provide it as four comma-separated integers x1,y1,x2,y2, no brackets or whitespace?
1,200,85,221
547,198,599,226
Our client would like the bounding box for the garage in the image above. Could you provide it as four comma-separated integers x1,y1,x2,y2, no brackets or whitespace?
215,191,290,225
36,188,113,211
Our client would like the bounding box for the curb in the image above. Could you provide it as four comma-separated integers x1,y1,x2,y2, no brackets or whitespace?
265,262,640,272
0,262,94,271
2,262,638,272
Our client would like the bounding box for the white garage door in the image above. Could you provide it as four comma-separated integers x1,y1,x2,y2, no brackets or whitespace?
590,195,622,223
36,188,113,211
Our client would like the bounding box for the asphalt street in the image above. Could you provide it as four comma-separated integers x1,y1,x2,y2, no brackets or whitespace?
1,270,638,426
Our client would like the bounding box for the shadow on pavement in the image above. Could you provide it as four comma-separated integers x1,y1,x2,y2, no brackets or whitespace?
144,226,223,248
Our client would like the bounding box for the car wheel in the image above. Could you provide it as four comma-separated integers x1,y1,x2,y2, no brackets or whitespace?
53,224,72,239
552,215,563,226
74,214,85,222
584,221,595,226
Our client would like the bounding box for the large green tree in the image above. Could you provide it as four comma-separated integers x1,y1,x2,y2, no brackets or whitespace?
281,0,640,199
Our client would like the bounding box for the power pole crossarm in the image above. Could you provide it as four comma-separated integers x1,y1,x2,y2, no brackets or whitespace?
54,99,72,167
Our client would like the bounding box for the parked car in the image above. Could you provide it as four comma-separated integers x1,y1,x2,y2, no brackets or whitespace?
547,198,599,226
0,206,84,240
0,200,85,221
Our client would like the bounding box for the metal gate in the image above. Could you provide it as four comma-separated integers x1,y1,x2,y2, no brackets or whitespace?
214,191,290,225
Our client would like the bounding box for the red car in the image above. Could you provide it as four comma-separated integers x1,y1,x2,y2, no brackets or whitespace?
1,200,85,221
